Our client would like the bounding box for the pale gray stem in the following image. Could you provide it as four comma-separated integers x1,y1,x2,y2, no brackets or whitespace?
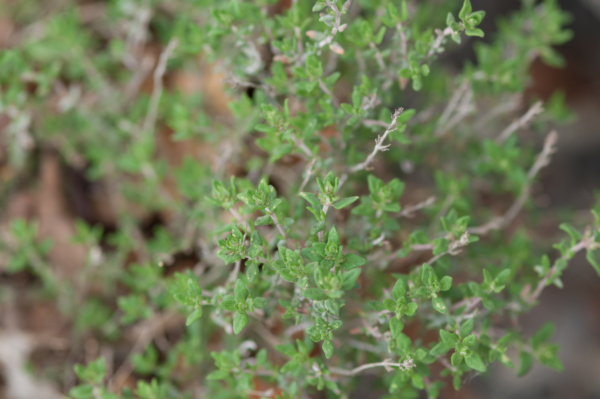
495,101,544,144
349,108,404,173
329,357,414,376
469,131,558,235
142,38,178,136
527,237,592,305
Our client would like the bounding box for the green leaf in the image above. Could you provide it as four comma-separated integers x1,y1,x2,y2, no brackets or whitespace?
328,227,341,246
322,339,334,359
220,296,236,312
302,288,328,300
255,215,273,225
299,192,322,208
275,344,297,357
186,308,203,326
411,373,424,389
459,0,472,20
383,298,396,312
341,253,366,270
246,263,259,282
465,352,486,372
332,196,359,209
429,342,451,356
463,334,477,347
367,300,386,312
465,28,484,37
256,349,268,367
206,370,229,380
312,1,326,12
531,323,554,350
390,317,404,338
253,297,267,309
518,351,534,377
248,231,263,258
440,329,458,346
342,268,361,290
233,312,249,334
69,385,94,399
400,0,408,20
310,221,326,235
447,12,456,26
432,297,447,314
460,318,474,337
392,279,407,300
439,276,452,291
586,249,600,276
451,352,463,367
538,344,563,371
405,302,418,316
234,279,249,302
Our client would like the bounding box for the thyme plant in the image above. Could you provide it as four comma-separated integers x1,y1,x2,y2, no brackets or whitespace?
1,0,598,398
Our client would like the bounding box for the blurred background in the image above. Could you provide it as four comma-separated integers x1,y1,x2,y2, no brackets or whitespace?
1,0,600,398
461,0,600,398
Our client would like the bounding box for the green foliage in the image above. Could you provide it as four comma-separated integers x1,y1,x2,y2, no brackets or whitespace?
1,0,597,398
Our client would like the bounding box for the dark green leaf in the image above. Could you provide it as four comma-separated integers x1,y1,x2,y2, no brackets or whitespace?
233,312,249,334
518,351,534,377
332,196,359,209
302,288,328,300
341,253,366,270
186,308,202,326
465,352,486,372
390,317,404,338
460,318,474,337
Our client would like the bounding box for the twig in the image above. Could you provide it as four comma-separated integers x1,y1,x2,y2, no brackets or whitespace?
450,296,482,312
397,196,437,218
266,206,294,249
435,82,474,137
292,133,313,158
426,26,453,59
329,357,415,376
437,355,457,372
349,108,404,173
362,119,390,128
436,80,470,130
318,78,340,107
108,311,178,391
495,101,544,144
299,157,318,193
474,95,520,130
142,38,178,136
370,42,394,86
317,0,347,49
424,232,471,265
469,131,558,235
527,234,594,305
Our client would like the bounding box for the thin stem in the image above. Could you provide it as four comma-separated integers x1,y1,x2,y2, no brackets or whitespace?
329,357,415,376
299,157,317,193
266,207,294,249
370,42,394,86
495,101,544,144
469,131,558,235
317,0,345,49
349,108,404,173
426,26,453,59
397,196,437,218
142,38,178,137
437,355,457,372
527,237,592,305
318,78,340,107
